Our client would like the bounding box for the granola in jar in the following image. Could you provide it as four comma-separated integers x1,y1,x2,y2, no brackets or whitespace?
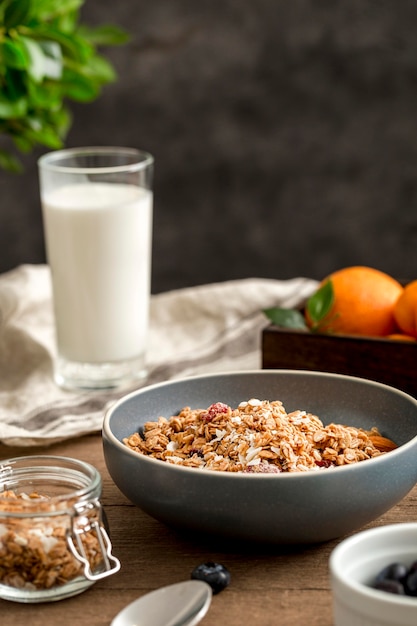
0,456,120,603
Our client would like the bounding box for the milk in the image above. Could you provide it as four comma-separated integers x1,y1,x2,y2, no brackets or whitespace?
42,182,152,364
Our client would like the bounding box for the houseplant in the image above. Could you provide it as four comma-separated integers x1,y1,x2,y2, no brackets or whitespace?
0,0,129,171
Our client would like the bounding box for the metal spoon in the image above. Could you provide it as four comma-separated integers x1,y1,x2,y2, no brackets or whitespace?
110,580,212,626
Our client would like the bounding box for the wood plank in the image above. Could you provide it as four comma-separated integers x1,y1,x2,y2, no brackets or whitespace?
0,434,416,625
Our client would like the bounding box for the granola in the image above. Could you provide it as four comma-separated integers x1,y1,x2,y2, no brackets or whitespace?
123,398,397,473
0,490,103,590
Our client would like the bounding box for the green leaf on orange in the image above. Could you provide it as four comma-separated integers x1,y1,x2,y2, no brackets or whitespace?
306,280,334,330
263,307,308,330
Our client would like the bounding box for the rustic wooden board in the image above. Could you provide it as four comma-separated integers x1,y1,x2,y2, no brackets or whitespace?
1,432,417,625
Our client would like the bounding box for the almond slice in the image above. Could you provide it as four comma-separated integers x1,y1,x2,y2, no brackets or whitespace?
368,434,397,452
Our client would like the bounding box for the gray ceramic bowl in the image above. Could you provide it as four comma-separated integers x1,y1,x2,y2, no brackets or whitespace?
102,370,417,544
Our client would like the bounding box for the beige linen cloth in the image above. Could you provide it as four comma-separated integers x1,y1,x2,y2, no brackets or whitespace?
0,264,318,446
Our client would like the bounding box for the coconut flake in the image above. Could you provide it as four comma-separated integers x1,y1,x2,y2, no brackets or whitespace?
211,429,227,443
166,455,184,464
14,534,29,547
246,446,262,463
289,411,308,425
238,453,247,465
40,535,59,553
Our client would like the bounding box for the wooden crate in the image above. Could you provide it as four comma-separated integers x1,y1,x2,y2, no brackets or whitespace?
262,325,417,399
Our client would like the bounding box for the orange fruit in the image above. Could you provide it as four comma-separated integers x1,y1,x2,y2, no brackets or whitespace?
393,280,417,338
306,266,403,337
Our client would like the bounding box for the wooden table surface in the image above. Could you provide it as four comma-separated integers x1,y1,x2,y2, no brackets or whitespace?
1,433,416,626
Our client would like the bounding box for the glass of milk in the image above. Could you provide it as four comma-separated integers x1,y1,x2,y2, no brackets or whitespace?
38,147,153,390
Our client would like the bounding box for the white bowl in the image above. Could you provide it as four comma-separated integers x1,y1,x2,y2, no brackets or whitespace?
329,524,417,626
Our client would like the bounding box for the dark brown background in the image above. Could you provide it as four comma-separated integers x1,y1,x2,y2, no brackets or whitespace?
1,0,417,293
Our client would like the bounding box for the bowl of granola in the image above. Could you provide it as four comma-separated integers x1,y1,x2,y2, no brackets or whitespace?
102,370,417,544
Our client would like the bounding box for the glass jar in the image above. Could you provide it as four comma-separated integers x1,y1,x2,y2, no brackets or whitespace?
0,455,120,603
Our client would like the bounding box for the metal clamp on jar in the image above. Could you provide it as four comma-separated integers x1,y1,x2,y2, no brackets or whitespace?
0,455,121,603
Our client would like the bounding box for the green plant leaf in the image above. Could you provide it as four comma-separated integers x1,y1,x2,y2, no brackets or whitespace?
0,148,23,172
2,39,29,70
4,67,27,100
50,105,72,137
27,26,92,62
19,37,46,82
61,68,99,101
53,9,79,35
82,54,116,82
20,37,63,82
0,93,27,118
306,280,334,326
23,117,64,148
79,24,131,46
31,0,83,22
12,132,35,153
3,0,32,29
40,40,62,61
263,307,308,330
0,0,128,171
27,79,60,107
40,43,63,79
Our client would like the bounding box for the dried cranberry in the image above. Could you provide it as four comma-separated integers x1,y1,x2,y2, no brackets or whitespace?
200,402,229,422
315,459,333,468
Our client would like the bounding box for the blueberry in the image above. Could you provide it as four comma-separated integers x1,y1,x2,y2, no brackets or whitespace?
191,562,231,594
404,568,417,596
375,562,408,584
374,579,405,595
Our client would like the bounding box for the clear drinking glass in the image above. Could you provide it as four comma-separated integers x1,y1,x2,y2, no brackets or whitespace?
38,147,154,390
